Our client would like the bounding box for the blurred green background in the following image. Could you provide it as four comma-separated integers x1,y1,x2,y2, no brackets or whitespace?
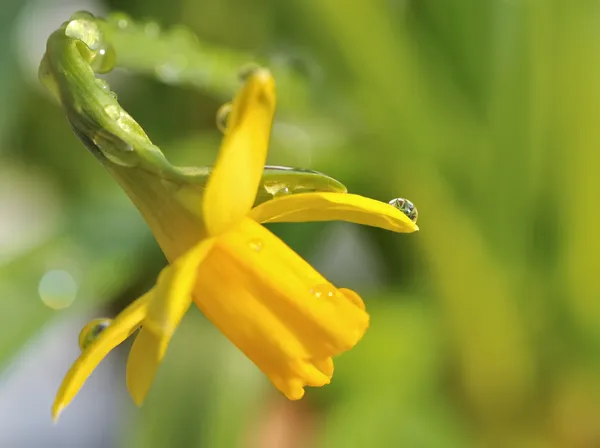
2,0,600,447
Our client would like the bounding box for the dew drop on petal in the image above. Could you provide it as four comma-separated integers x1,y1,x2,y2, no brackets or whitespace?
338,288,366,310
248,238,263,252
389,197,418,223
310,283,336,299
216,103,232,133
78,318,112,351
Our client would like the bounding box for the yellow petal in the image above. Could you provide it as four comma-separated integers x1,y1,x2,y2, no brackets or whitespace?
52,292,151,421
193,217,369,400
126,237,215,406
203,68,276,236
248,192,419,232
125,327,162,406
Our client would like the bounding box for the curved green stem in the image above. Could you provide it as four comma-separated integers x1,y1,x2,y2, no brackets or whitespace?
39,11,346,210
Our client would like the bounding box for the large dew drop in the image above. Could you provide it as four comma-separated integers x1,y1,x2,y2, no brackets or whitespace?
90,44,117,74
389,197,418,223
78,318,112,351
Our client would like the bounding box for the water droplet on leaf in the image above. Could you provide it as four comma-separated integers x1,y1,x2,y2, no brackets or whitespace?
90,44,117,74
95,78,111,93
216,103,232,133
104,104,121,120
79,318,112,351
274,186,291,197
65,19,101,50
311,283,336,299
259,166,347,200
389,197,418,223
91,126,136,167
70,10,95,21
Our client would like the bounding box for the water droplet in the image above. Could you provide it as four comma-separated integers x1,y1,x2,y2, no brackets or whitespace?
216,103,232,133
78,318,112,351
238,62,261,82
265,166,323,175
389,197,418,223
104,104,121,120
274,186,291,197
259,166,347,200
144,21,160,38
38,270,78,310
70,10,95,21
65,19,102,50
95,78,111,93
311,283,336,299
338,288,365,310
91,127,136,167
248,238,263,252
95,79,117,100
90,44,117,74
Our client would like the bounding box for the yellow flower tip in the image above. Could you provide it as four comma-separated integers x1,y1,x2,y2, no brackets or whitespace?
314,357,334,377
228,67,276,133
282,380,306,401
202,68,276,235
51,402,64,423
250,192,419,234
280,364,332,400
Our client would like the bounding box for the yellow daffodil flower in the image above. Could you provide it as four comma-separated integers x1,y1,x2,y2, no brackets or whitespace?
52,68,418,421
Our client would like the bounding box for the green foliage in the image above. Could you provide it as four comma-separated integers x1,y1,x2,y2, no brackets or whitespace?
2,0,600,446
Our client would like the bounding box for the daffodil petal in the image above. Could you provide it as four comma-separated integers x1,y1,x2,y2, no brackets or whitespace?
125,327,162,406
203,68,276,236
193,218,369,400
125,237,215,406
249,192,419,232
52,292,151,421
147,237,216,343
